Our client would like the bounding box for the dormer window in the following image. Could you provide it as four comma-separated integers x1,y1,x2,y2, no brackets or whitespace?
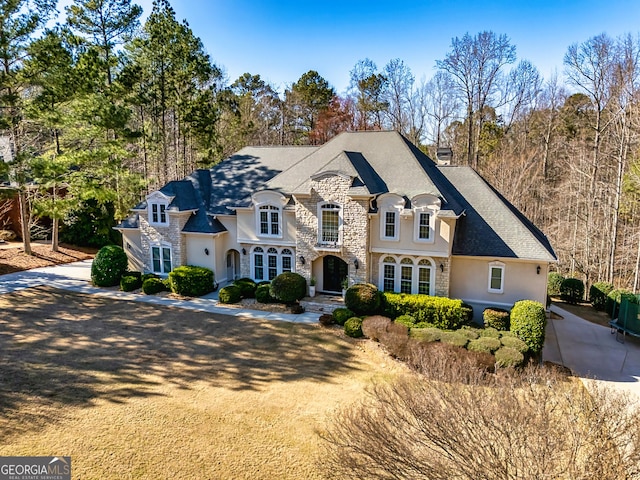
412,194,440,244
149,202,168,226
258,204,281,237
384,211,397,239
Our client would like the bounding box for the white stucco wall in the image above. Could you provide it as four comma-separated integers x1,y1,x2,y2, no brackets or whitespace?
121,230,144,272
185,234,216,271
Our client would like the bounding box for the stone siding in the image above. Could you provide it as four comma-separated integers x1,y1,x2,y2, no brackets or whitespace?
139,212,191,272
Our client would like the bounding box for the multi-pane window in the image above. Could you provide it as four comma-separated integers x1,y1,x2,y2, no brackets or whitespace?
380,256,434,295
418,213,430,240
320,203,341,244
267,247,278,280
384,211,397,239
151,245,171,274
150,203,168,225
254,247,264,280
400,258,413,294
488,263,505,293
281,249,293,272
259,205,280,236
418,259,431,294
382,257,396,292
252,247,295,281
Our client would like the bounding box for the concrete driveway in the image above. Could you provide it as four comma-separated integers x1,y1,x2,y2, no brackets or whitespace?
544,305,640,400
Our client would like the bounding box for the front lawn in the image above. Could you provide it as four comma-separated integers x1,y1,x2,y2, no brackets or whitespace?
0,286,406,479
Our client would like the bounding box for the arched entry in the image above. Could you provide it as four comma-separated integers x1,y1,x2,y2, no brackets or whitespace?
322,255,348,293
226,249,240,282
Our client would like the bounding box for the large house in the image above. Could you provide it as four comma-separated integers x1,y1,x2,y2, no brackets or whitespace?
116,131,556,316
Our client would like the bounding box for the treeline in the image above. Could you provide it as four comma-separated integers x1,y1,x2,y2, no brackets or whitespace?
1,0,639,291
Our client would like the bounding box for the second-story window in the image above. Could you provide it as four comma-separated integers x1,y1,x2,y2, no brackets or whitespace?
149,202,168,226
319,203,342,245
258,204,280,237
418,212,430,240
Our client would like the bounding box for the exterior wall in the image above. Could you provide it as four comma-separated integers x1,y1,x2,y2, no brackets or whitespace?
236,208,297,245
449,256,550,320
121,230,144,272
185,234,216,271
217,215,239,284
369,212,451,256
369,252,450,297
294,175,369,289
139,211,192,273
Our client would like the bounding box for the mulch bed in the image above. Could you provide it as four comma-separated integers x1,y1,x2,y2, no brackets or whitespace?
0,242,96,275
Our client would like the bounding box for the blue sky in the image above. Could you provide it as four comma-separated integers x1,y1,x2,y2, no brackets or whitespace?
61,0,640,94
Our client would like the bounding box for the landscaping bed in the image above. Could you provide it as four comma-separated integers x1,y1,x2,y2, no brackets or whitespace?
0,242,95,274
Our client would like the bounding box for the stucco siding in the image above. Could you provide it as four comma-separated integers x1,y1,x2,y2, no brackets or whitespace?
121,230,144,272
369,214,452,255
185,235,216,271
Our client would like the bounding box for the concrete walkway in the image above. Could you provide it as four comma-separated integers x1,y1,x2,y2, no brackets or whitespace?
544,304,640,399
0,260,319,324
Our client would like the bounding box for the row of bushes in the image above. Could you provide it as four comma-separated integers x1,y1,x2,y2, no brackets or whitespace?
219,272,307,305
549,273,638,315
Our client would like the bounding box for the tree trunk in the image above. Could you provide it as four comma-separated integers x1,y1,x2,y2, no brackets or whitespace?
18,190,31,255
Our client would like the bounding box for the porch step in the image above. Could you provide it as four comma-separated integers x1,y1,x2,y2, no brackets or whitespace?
300,295,345,314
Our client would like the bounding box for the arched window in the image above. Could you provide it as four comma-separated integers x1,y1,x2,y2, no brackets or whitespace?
253,247,264,280
379,256,435,295
281,248,293,273
318,203,342,245
267,247,278,280
418,259,432,294
251,246,296,281
382,256,396,292
400,258,414,294
257,204,281,237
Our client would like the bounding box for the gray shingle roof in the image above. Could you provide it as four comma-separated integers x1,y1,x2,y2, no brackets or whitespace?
439,166,556,261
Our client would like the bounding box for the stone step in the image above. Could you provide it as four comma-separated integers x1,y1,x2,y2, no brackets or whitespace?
300,296,345,314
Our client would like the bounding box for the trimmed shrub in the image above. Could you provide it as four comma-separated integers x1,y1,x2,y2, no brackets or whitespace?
494,347,525,368
142,273,159,283
500,335,529,354
606,288,637,316
168,265,214,297
345,283,382,315
362,316,392,341
219,285,242,304
120,274,142,292
344,317,364,338
394,314,416,329
382,293,465,330
461,302,474,325
270,272,306,303
467,336,502,354
510,300,547,355
125,271,142,279
458,327,480,340
483,308,510,331
439,331,469,348
255,283,275,303
480,327,501,338
409,327,442,343
589,282,614,311
560,278,584,304
91,245,128,287
333,308,355,326
547,272,565,296
234,278,257,298
142,277,166,295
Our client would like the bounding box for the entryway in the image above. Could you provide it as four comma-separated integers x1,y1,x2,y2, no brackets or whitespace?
226,249,240,282
322,255,348,293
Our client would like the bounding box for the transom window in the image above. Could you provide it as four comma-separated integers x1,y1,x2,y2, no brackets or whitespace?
380,255,435,295
258,204,281,237
319,203,342,245
151,244,172,274
252,246,295,281
149,202,168,226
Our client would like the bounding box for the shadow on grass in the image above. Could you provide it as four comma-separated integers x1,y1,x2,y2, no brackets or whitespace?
0,286,361,441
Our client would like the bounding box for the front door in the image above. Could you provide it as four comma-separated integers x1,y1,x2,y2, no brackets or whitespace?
323,255,348,293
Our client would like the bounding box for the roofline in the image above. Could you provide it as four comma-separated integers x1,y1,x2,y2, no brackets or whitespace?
451,254,558,263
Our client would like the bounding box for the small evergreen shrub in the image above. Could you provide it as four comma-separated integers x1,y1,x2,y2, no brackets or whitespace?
270,272,306,303
219,285,242,304
560,278,584,304
362,316,392,341
467,336,502,354
589,282,614,311
439,331,469,348
458,327,480,340
461,302,474,325
142,273,159,283
125,271,142,279
606,288,637,316
345,283,382,315
344,317,364,338
495,346,525,368
382,293,464,330
510,300,547,354
234,278,257,298
409,327,442,343
394,314,417,329
480,327,501,338
120,274,142,292
255,283,275,303
168,265,214,296
91,245,128,287
547,272,564,296
500,335,529,354
142,277,166,295
483,308,510,331
333,308,355,326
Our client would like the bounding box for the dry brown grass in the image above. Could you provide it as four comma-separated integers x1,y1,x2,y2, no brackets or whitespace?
0,287,406,479
0,242,95,274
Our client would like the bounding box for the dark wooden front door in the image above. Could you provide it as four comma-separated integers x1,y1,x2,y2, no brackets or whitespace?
323,255,348,293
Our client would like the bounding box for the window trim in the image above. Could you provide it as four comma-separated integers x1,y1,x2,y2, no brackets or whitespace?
488,261,505,294
250,246,296,281
378,255,435,295
380,209,399,241
317,202,343,246
255,203,282,239
414,209,435,243
148,201,169,226
150,242,172,275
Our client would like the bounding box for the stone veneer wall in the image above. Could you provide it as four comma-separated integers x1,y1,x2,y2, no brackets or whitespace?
139,212,191,272
294,175,369,287
370,252,450,297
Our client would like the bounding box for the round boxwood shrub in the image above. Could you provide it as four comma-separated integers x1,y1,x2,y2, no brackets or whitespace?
439,331,469,348
344,317,364,338
255,283,275,303
589,282,614,311
333,307,355,326
91,245,128,287
467,336,502,354
218,285,242,304
547,272,564,296
142,277,166,295
234,278,257,298
495,346,525,368
270,272,306,303
345,283,382,315
120,274,142,292
560,278,584,304
168,265,214,297
394,314,416,329
409,327,442,343
142,272,159,282
510,300,547,355
500,335,529,354
480,327,501,338
483,308,510,331
458,327,480,340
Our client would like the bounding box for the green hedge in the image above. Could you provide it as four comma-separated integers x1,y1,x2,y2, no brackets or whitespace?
500,335,529,354
382,293,464,330
270,272,306,303
589,282,614,311
332,308,355,326
344,317,364,338
219,285,242,304
345,283,382,315
560,278,584,304
606,288,637,316
255,283,275,303
483,308,510,331
234,278,257,298
467,336,502,354
547,272,564,296
142,277,166,295
168,265,214,297
495,347,525,368
91,245,128,287
510,300,546,354
120,274,142,292
394,314,417,329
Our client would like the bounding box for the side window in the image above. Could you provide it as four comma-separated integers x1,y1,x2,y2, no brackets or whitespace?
381,209,399,241
488,262,505,294
253,247,264,280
